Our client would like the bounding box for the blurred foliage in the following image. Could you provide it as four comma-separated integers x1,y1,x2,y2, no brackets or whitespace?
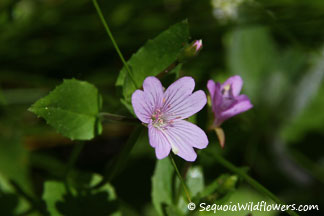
43,175,119,216
0,0,324,215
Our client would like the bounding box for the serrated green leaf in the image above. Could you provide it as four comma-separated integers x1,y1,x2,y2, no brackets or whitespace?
116,20,190,106
152,158,174,216
29,79,102,140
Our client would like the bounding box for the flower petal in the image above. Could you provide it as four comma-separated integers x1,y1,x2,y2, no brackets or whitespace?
132,76,164,123
211,82,223,113
222,75,243,96
218,95,253,123
163,90,207,120
162,120,209,161
207,80,216,100
131,90,152,123
148,124,171,159
143,76,164,111
162,76,195,111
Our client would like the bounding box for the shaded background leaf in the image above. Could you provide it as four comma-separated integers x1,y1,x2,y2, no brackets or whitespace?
152,158,174,216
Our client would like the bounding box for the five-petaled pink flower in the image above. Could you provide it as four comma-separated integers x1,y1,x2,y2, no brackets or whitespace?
132,76,208,161
207,75,253,127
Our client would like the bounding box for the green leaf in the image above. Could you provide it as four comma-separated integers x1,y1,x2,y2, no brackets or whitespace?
152,158,174,216
43,175,119,216
165,205,183,216
29,79,102,140
116,20,190,106
42,181,66,216
281,49,324,142
282,82,324,142
0,136,31,195
176,166,205,215
199,174,238,200
186,166,204,198
90,175,117,200
226,26,278,102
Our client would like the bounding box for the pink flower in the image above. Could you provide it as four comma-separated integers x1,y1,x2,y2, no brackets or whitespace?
207,75,253,127
132,76,208,161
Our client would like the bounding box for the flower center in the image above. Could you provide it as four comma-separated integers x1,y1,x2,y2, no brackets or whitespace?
151,109,168,129
221,84,231,96
220,84,236,110
151,109,179,154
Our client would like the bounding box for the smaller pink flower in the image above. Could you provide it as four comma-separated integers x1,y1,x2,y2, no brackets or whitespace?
207,75,253,127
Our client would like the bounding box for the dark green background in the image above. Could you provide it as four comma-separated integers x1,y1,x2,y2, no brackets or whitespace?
0,0,323,215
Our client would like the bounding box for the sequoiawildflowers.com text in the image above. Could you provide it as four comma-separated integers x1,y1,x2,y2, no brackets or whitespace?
187,201,319,213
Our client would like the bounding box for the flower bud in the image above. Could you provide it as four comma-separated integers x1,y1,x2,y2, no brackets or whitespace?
193,39,203,53
178,39,203,62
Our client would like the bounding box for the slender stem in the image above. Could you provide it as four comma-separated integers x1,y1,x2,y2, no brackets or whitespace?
156,61,180,80
10,181,45,215
65,142,85,177
10,181,34,205
92,0,137,88
175,162,191,204
169,154,192,203
213,154,299,216
93,126,142,189
99,112,140,123
64,142,86,193
290,149,324,184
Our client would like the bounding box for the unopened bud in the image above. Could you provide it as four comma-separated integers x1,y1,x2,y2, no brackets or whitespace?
178,39,203,62
193,39,203,53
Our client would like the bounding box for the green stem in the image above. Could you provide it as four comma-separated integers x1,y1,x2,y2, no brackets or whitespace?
214,154,299,216
92,0,137,88
99,112,139,123
10,181,45,215
93,126,142,189
64,142,86,193
290,149,324,184
169,154,192,203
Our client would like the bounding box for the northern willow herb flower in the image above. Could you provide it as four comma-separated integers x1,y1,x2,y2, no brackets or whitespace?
207,75,253,126
132,76,208,161
207,75,253,147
